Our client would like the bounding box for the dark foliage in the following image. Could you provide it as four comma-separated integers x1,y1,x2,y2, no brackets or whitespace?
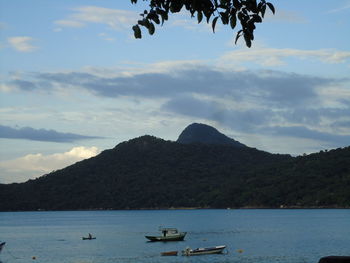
131,0,275,47
1,132,349,211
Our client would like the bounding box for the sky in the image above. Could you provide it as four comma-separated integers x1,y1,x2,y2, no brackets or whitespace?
0,0,349,184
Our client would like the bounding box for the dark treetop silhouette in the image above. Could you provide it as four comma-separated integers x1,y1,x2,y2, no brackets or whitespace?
131,0,275,47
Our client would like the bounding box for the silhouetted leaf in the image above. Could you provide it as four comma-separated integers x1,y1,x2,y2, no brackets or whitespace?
159,10,168,25
266,2,275,14
220,12,229,25
235,29,243,44
205,11,211,23
138,19,146,26
148,22,155,35
197,11,203,23
170,1,183,13
147,12,160,24
131,0,276,48
260,4,266,18
244,32,252,47
230,15,236,29
232,0,242,10
253,14,262,23
212,16,219,32
132,25,142,38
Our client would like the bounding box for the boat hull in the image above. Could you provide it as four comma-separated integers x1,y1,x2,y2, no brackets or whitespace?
82,237,96,240
145,233,186,242
182,245,226,256
0,242,5,253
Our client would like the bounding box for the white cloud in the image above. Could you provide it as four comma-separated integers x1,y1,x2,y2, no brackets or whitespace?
0,146,100,183
53,27,62,32
55,20,85,28
167,7,306,32
221,47,350,66
98,33,116,42
265,9,307,23
328,2,350,13
54,6,137,31
170,15,212,32
2,56,349,157
0,83,17,92
7,36,37,52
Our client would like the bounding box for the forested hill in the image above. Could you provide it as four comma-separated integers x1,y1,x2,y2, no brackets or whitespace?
0,124,349,211
177,123,246,147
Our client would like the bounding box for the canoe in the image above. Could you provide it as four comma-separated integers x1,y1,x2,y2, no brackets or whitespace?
161,251,178,256
182,245,226,256
82,237,96,240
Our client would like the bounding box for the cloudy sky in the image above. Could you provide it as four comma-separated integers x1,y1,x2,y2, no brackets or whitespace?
1,0,349,183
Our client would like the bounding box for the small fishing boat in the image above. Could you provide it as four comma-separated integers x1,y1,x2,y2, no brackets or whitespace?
161,251,178,256
82,237,96,240
0,242,5,253
182,245,226,256
145,227,186,242
82,233,96,240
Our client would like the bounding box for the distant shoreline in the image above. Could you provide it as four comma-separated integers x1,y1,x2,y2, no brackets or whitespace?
2,206,349,212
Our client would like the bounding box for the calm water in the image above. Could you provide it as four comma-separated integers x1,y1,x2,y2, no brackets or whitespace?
0,209,349,263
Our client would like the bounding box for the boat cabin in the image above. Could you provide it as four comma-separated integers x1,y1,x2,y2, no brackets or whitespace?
161,228,179,237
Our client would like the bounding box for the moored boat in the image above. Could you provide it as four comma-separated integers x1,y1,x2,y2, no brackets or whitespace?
0,242,5,253
182,245,226,256
145,227,186,241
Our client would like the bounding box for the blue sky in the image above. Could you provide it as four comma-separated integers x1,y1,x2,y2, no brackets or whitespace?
1,0,350,183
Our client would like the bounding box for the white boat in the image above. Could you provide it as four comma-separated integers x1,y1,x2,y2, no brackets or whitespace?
145,227,186,241
182,245,226,256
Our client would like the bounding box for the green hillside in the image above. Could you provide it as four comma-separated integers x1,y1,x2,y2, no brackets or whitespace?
0,124,349,211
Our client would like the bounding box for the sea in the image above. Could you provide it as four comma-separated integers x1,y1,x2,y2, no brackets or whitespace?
0,209,349,263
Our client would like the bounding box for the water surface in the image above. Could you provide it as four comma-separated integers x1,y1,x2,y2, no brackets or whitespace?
0,209,349,263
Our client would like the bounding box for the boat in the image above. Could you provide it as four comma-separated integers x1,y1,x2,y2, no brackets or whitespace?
82,237,96,240
0,242,5,253
82,236,96,240
145,227,186,241
82,233,95,240
161,251,178,256
319,256,350,263
182,245,226,256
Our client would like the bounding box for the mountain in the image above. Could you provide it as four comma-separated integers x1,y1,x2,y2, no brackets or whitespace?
177,123,246,147
0,124,349,211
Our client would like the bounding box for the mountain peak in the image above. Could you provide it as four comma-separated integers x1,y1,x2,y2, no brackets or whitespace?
176,123,246,147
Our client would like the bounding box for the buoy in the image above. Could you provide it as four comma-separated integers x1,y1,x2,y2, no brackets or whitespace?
237,249,244,253
32,256,36,260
